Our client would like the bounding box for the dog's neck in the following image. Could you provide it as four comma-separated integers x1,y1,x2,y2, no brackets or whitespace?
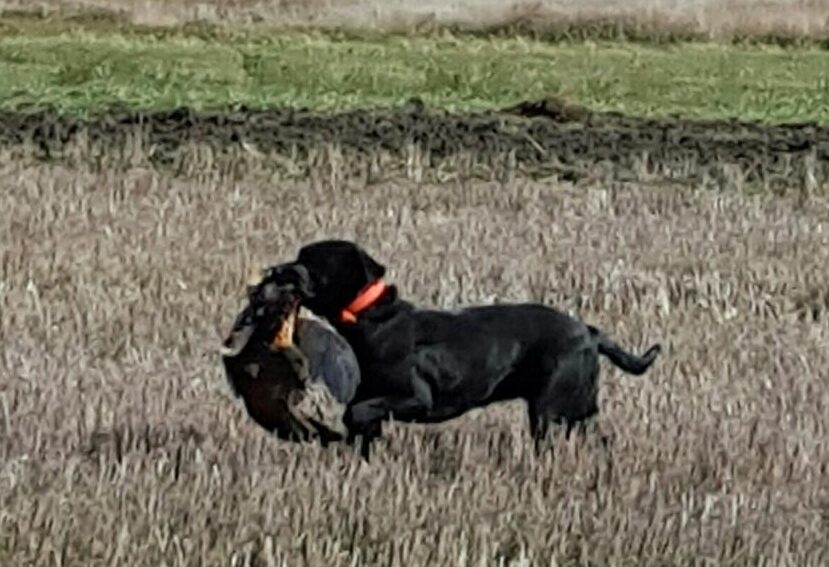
338,279,399,324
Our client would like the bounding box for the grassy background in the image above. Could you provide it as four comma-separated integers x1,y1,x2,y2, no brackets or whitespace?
2,26,829,122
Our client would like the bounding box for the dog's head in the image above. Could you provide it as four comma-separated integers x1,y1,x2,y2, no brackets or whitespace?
220,263,315,357
293,239,388,323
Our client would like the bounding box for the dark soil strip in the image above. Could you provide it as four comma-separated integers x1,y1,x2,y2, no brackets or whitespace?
2,100,828,187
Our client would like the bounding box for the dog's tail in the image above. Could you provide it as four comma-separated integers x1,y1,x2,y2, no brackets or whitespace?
588,325,661,375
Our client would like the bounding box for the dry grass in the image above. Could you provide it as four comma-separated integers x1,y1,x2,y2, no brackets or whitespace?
2,0,829,40
1,150,828,565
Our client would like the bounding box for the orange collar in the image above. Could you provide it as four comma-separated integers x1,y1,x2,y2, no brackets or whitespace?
340,280,387,323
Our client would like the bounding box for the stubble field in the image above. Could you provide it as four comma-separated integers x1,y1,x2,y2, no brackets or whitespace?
2,127,828,564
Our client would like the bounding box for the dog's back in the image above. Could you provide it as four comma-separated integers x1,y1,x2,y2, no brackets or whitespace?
410,302,592,353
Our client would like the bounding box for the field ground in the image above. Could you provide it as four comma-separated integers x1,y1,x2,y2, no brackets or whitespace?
4,103,829,194
2,5,829,566
2,157,828,565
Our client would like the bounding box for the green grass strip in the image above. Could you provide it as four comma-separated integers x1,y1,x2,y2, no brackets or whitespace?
2,29,829,122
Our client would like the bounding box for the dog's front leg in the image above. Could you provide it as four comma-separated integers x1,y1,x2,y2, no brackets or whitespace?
351,368,435,424
343,391,434,461
347,397,392,424
345,371,435,460
344,411,382,460
347,392,433,425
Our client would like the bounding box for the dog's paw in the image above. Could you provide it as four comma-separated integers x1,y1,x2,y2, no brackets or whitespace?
347,400,386,426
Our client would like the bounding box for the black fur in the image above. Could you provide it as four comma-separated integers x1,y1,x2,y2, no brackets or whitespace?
272,239,662,459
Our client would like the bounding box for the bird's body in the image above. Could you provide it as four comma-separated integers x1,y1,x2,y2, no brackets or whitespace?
221,290,361,445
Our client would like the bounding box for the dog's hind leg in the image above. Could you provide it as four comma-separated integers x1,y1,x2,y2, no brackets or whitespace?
526,348,600,452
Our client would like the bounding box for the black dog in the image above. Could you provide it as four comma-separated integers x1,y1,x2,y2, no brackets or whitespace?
265,239,661,458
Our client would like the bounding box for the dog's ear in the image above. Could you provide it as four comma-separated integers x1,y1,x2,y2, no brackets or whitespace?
356,248,386,281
